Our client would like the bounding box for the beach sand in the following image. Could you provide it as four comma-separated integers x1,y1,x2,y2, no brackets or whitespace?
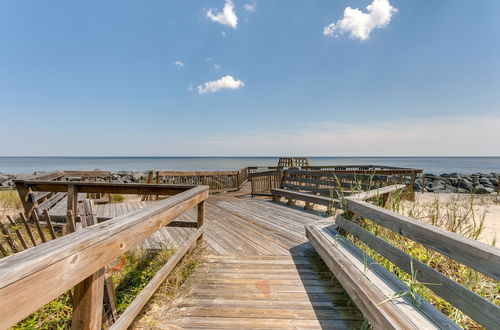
413,192,500,246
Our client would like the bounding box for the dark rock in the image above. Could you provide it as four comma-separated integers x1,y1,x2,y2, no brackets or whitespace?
457,180,473,190
132,172,146,182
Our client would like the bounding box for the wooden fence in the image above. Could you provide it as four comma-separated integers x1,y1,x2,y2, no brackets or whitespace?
15,170,113,220
248,169,283,197
0,183,208,329
145,168,248,195
306,187,500,329
249,166,422,198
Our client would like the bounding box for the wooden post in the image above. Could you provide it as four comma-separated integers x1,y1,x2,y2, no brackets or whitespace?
67,184,77,232
71,268,105,330
14,182,35,220
197,201,205,242
43,210,57,240
72,200,106,330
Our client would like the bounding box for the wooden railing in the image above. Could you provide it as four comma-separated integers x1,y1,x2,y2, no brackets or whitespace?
0,184,208,329
146,168,248,194
307,187,500,329
248,169,282,196
249,165,421,199
16,170,113,220
277,157,310,167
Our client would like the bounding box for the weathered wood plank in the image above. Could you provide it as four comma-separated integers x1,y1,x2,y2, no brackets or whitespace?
271,189,340,207
16,181,195,195
6,215,29,250
305,223,458,330
336,215,500,329
346,199,500,280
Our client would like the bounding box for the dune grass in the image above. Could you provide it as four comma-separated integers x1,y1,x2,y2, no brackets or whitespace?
344,191,499,328
0,189,22,212
110,193,125,203
11,246,202,329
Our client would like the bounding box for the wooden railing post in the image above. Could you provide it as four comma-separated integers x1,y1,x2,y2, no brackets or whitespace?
72,201,106,330
197,201,205,242
14,182,35,220
67,184,77,232
72,268,105,330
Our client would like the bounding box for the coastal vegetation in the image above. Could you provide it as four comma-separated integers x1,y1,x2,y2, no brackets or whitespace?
346,191,499,328
0,189,22,212
11,247,202,329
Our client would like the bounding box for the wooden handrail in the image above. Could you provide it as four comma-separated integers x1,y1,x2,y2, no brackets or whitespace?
156,169,246,176
152,168,249,193
335,215,500,328
347,184,407,201
0,185,209,329
336,193,500,328
345,198,500,281
15,180,195,195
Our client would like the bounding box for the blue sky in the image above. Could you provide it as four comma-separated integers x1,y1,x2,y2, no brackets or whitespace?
1,0,499,156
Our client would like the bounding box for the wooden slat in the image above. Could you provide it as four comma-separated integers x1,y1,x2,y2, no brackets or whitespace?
271,188,340,207
346,199,500,280
286,169,389,181
32,213,47,243
347,184,406,201
15,181,196,195
43,210,57,240
166,254,363,329
19,212,37,246
6,215,29,250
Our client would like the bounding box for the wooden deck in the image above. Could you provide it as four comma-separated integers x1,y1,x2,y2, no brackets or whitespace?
45,186,364,328
138,196,364,328
47,197,154,222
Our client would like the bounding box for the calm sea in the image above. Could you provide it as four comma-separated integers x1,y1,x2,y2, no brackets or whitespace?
0,157,499,175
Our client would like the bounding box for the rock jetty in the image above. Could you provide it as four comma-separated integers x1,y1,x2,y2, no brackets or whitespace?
415,173,500,194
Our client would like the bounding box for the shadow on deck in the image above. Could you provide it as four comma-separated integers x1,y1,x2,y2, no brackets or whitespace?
135,196,364,329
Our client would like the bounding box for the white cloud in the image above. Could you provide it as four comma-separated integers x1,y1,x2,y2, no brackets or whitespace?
197,75,244,94
187,84,194,92
214,64,221,70
207,0,238,29
244,2,256,12
221,31,227,37
172,61,185,69
323,0,397,41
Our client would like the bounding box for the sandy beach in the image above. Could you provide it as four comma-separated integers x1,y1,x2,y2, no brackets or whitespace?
413,192,500,245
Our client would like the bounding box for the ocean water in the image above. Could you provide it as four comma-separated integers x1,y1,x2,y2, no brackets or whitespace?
0,157,499,175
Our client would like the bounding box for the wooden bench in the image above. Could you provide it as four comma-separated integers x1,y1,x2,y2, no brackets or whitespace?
305,189,500,329
272,169,395,213
272,168,406,214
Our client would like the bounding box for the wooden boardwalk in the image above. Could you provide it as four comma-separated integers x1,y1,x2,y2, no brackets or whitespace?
140,196,364,329
41,184,364,328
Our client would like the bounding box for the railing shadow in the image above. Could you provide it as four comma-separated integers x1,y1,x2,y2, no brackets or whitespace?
289,239,363,328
